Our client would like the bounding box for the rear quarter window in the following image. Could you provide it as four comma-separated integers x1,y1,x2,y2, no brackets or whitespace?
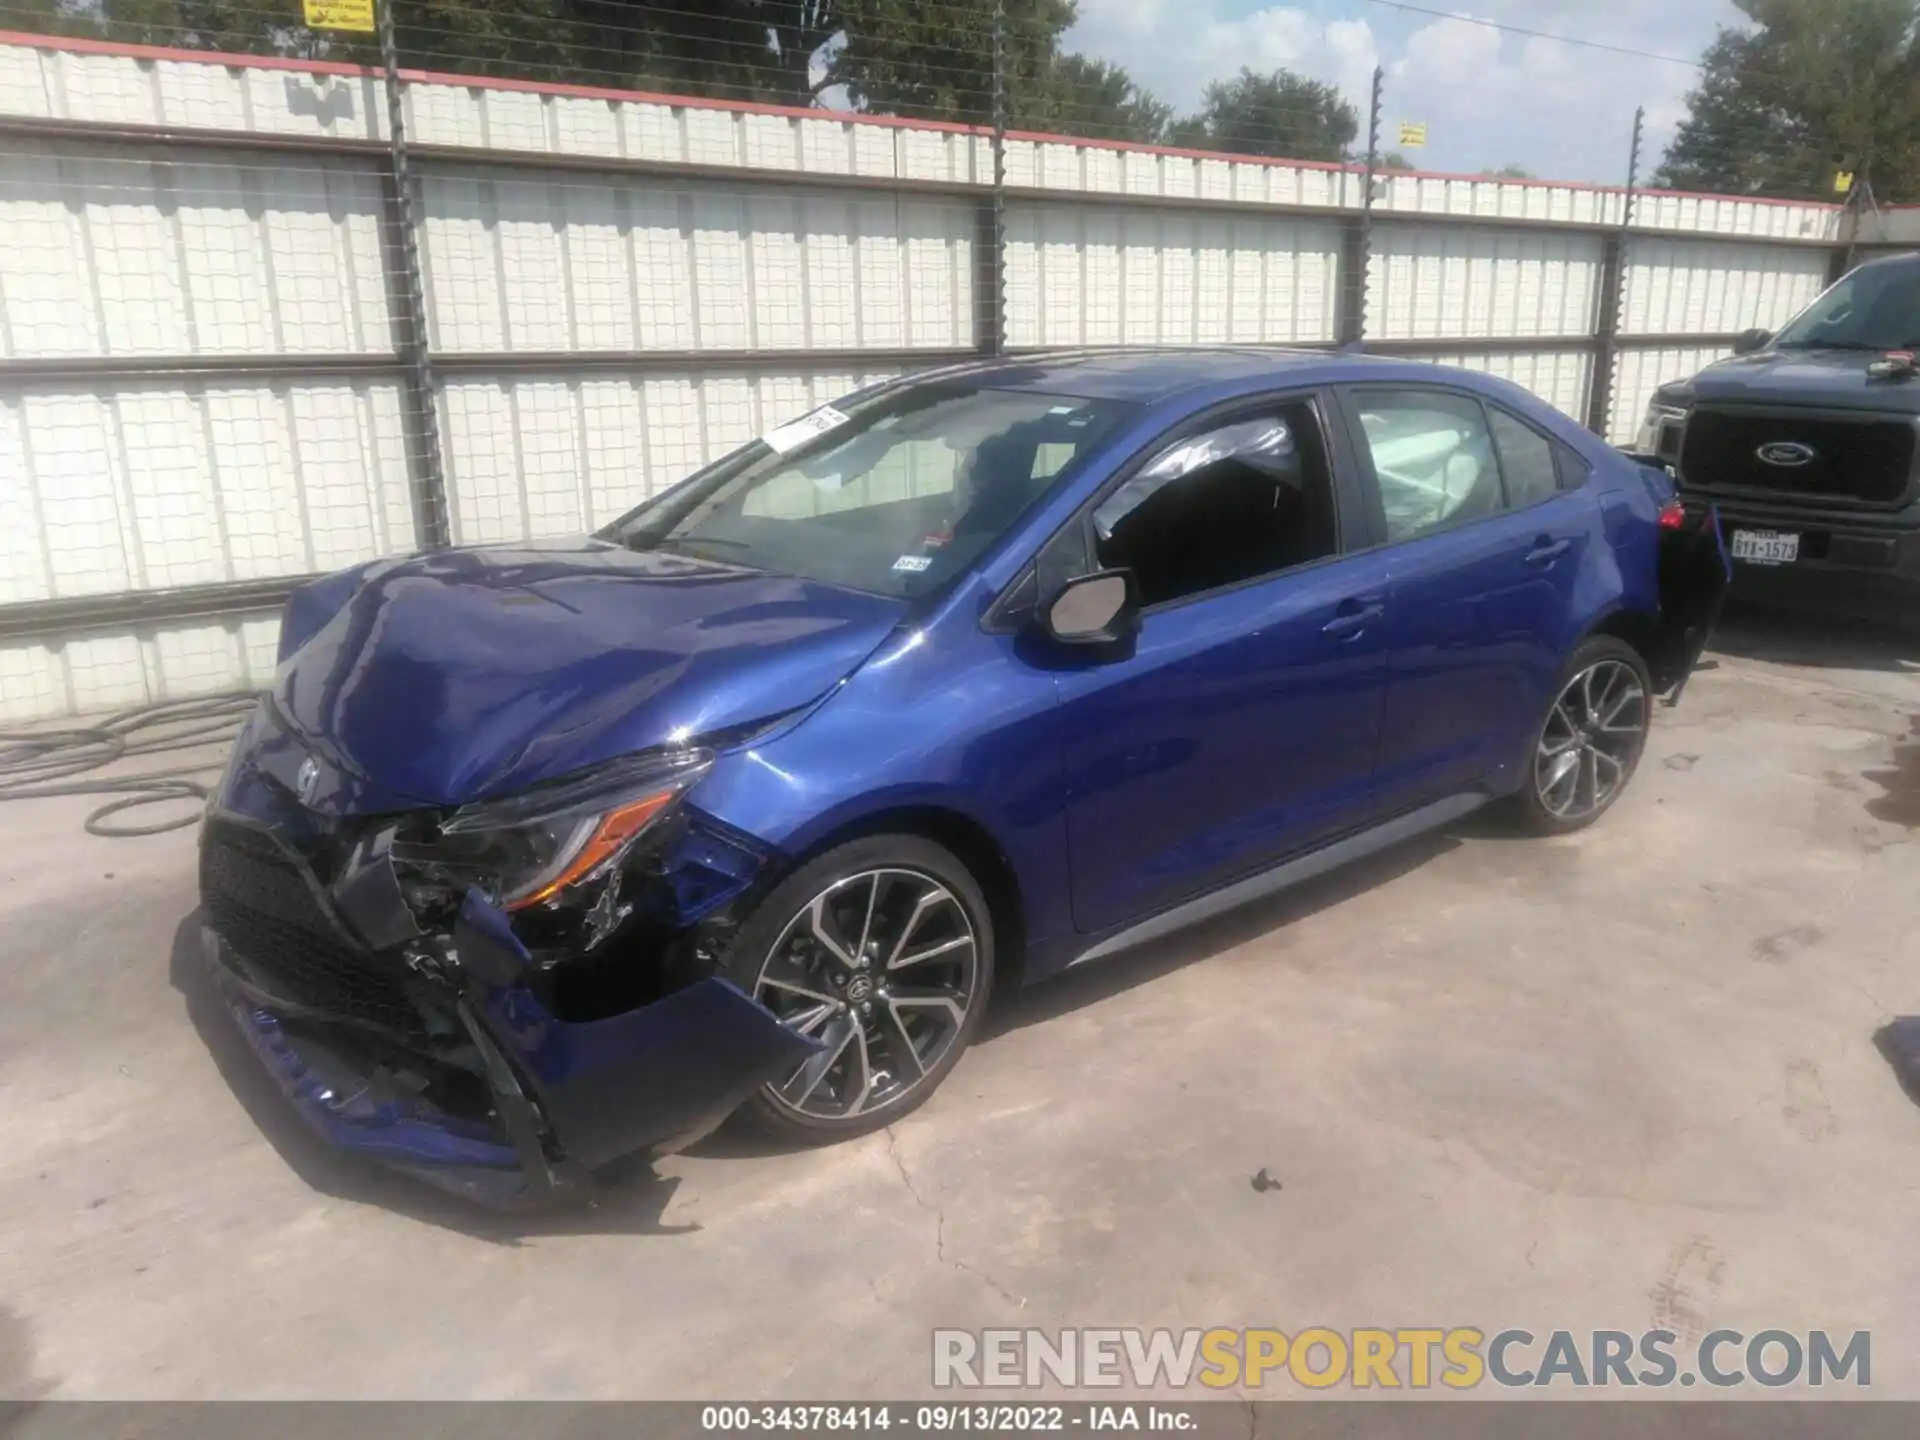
1553,441,1593,491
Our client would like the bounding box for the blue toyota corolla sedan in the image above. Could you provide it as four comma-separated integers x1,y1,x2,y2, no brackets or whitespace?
199,349,1727,1205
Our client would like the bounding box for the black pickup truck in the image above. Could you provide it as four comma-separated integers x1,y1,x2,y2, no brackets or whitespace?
1639,251,1920,621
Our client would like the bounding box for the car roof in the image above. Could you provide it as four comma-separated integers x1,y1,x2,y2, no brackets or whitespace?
909,347,1498,403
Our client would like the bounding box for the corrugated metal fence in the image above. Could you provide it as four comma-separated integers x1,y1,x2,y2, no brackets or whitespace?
0,31,1869,721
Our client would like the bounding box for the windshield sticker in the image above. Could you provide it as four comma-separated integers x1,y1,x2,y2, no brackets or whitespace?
763,404,851,454
891,555,934,573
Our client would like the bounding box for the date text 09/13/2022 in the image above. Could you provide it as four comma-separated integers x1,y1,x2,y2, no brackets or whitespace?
702,1405,1195,1432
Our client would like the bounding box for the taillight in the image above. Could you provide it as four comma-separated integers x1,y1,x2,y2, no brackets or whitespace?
1658,498,1687,530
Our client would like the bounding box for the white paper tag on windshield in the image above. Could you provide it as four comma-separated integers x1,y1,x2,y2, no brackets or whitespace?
763,404,850,454
892,555,933,573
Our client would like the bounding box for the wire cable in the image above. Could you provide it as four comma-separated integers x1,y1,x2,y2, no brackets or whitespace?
0,693,260,837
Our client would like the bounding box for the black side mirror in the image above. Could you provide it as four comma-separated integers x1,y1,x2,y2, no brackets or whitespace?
1731,327,1771,356
1043,569,1138,645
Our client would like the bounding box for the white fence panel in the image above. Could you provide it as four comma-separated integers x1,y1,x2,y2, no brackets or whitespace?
1620,240,1828,336
0,41,386,140
0,611,283,723
1005,204,1341,348
1367,227,1602,341
1632,192,1837,243
0,380,415,603
418,172,974,354
439,366,902,547
0,147,392,359
1375,175,1617,227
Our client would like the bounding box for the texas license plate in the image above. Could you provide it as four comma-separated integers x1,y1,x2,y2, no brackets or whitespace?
1730,529,1800,565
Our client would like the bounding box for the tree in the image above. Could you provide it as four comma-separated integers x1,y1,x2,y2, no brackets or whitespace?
1656,0,1920,201
1483,163,1533,179
824,0,1076,125
1021,53,1171,144
1165,67,1358,162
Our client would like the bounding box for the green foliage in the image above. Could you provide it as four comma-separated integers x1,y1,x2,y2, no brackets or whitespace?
1020,53,1173,143
1164,67,1359,162
827,0,1074,125
1656,0,1920,200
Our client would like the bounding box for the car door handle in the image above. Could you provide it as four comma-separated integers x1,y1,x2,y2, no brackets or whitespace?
1321,600,1385,639
1525,536,1571,566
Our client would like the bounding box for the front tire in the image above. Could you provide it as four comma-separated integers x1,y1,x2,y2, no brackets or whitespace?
722,835,995,1142
1515,636,1653,835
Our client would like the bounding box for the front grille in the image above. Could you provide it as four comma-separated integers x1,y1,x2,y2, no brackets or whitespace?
1680,410,1917,506
201,819,427,1041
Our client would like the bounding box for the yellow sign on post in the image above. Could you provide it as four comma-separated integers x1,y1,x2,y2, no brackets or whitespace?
304,0,374,32
1834,170,1855,194
1398,121,1428,148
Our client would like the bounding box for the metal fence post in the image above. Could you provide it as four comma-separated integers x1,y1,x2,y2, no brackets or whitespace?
983,0,1008,357
1586,106,1642,439
1837,148,1874,280
1340,66,1384,349
377,0,451,550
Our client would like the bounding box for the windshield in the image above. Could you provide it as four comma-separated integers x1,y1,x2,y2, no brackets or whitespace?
603,385,1132,598
1774,263,1920,350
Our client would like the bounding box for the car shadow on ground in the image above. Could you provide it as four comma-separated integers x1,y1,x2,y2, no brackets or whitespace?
981,826,1461,1043
1709,598,1920,673
690,827,1469,1162
165,913,698,1243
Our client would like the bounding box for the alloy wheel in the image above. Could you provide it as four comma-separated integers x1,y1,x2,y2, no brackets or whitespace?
751,868,979,1121
1534,659,1648,821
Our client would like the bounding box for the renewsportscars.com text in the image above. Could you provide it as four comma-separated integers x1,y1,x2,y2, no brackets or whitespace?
931,1327,1871,1391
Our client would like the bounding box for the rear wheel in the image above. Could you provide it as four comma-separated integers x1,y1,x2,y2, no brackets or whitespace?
1515,636,1652,835
723,835,994,1142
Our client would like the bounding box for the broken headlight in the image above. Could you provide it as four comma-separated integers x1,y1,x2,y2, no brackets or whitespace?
392,748,714,918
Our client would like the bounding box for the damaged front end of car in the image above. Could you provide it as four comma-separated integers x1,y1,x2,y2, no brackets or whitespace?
198,704,820,1208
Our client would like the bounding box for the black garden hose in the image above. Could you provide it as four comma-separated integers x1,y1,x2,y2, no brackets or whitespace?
0,693,260,837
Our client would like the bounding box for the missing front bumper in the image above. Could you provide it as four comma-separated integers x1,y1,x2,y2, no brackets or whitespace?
202,890,821,1208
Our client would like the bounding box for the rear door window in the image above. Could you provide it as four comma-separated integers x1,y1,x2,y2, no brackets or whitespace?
1348,390,1504,543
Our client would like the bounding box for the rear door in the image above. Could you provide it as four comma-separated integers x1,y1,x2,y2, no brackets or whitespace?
1336,386,1601,805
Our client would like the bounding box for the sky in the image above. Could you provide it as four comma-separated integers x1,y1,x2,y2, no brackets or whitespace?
1062,0,1748,183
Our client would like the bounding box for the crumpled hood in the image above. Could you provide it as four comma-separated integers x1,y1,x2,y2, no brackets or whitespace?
272,539,905,809
1666,348,1920,414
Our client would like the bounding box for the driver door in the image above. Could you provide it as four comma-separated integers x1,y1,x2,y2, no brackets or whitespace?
1047,393,1396,936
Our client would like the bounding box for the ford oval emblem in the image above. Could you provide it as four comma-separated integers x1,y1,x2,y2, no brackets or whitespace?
1756,441,1816,467
295,755,321,804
